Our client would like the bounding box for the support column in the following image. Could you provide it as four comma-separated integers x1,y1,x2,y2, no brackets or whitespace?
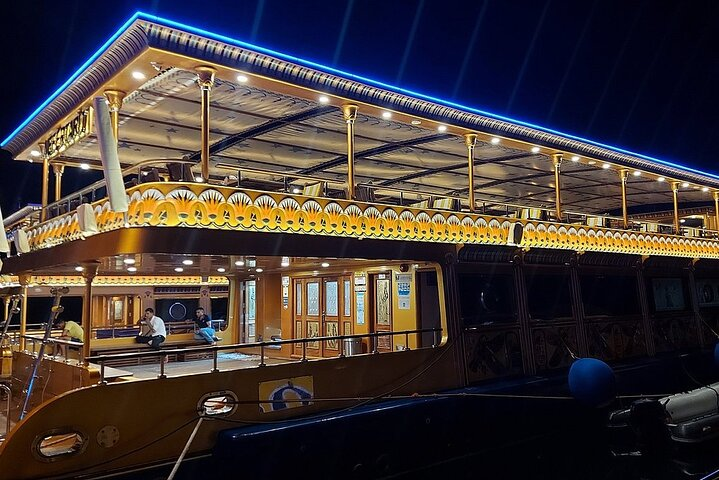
2,296,9,325
714,191,719,235
672,182,680,233
196,67,216,183
81,263,99,364
40,144,49,222
342,104,358,200
53,164,64,202
620,169,629,229
465,134,477,211
18,274,31,351
103,90,126,143
552,154,563,221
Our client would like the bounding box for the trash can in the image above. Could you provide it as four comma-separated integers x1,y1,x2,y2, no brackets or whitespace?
343,338,362,356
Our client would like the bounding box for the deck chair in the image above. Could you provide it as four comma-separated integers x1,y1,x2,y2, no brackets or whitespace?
409,199,431,209
141,168,160,183
167,162,194,182
432,197,459,211
354,185,376,203
585,216,605,227
520,208,545,221
302,182,325,197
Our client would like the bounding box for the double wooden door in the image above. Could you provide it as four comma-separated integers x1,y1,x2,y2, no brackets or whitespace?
293,275,353,358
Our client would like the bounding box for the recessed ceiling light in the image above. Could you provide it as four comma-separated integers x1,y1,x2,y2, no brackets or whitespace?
490,138,500,145
255,268,264,273
657,176,665,182
702,187,709,192
194,176,204,182
531,147,540,153
437,125,447,132
381,111,392,119
132,71,146,80
235,260,245,266
123,258,135,265
318,95,330,104
632,171,641,176
236,74,248,83
174,267,184,273
127,266,137,273
75,266,84,272
571,156,579,162
292,188,301,194
682,182,689,188
321,262,330,268
411,120,422,125
217,267,226,273
680,219,686,223
27,158,33,163
182,259,193,266
80,163,90,170
30,150,41,157
587,160,596,165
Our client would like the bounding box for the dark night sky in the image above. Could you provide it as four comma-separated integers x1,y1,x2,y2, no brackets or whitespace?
1,0,718,215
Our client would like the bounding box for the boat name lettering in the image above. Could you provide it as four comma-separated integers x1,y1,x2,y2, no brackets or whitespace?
45,108,92,159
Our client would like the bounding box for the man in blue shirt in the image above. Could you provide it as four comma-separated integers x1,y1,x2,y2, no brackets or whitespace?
194,307,219,345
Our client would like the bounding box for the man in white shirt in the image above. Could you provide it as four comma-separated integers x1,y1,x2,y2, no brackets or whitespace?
135,307,167,350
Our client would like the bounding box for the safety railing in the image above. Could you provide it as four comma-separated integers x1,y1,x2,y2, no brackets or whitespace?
12,157,716,240
21,335,84,363
86,327,443,383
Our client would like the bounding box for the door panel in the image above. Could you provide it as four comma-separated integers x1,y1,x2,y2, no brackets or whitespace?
372,273,393,352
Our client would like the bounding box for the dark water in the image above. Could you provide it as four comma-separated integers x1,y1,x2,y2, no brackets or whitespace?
392,428,719,480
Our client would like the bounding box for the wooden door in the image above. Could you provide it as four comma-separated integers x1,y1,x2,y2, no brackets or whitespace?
322,277,340,356
371,273,393,352
294,278,322,357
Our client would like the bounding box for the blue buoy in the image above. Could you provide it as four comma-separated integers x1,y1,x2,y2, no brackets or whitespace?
568,358,616,407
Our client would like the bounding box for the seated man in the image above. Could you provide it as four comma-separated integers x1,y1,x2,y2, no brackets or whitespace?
135,308,167,351
193,307,219,345
55,318,84,358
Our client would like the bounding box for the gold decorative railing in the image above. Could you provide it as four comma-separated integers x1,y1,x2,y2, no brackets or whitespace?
18,182,719,259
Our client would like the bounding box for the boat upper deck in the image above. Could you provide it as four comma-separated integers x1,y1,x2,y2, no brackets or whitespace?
2,12,719,265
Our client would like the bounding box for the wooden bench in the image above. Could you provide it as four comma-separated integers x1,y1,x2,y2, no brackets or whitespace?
90,338,222,367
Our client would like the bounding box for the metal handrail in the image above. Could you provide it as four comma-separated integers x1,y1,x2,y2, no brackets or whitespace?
42,158,198,222
86,327,443,383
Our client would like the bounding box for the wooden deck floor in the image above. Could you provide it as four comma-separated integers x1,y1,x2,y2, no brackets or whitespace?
118,352,287,380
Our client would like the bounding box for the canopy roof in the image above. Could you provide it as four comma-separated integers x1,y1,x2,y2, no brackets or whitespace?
3,12,717,215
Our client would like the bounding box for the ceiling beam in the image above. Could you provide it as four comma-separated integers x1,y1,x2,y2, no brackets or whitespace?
186,105,335,161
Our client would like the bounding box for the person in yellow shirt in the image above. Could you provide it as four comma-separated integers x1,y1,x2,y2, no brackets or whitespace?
55,319,84,358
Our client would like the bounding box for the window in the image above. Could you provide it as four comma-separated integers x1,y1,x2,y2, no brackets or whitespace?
458,271,516,324
524,269,572,321
696,279,719,307
580,273,640,316
649,277,688,312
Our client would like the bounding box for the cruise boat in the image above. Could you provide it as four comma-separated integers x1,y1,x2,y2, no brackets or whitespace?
2,12,719,479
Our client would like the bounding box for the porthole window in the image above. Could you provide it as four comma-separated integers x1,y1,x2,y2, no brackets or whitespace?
34,431,87,460
198,391,238,417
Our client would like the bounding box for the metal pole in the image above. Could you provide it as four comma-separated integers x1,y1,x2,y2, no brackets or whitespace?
672,182,680,233
196,67,216,183
342,104,358,200
552,154,562,221
465,134,477,212
620,169,629,229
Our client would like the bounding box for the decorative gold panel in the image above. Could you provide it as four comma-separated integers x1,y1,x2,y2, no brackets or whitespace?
22,183,719,259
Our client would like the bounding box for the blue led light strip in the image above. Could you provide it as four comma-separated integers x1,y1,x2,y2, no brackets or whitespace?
3,11,718,181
